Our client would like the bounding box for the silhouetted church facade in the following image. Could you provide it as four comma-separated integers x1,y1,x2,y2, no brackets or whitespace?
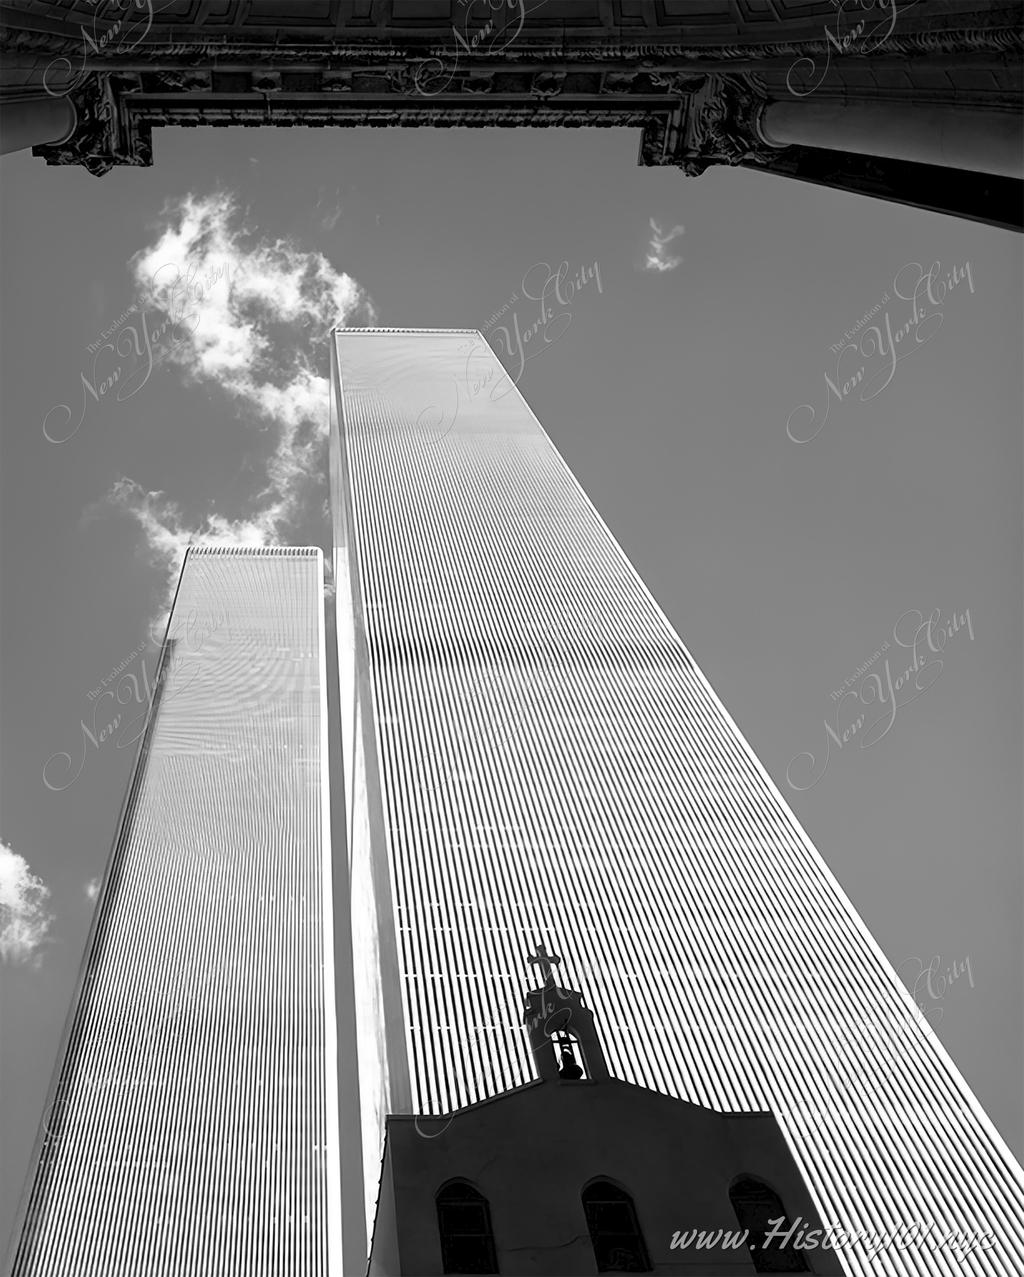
369,955,842,1275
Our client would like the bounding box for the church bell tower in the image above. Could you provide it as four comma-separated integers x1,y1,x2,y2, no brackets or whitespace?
366,942,840,1275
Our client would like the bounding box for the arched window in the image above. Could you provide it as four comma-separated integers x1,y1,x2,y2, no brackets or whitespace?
435,1180,499,1274
582,1180,651,1273
729,1177,809,1273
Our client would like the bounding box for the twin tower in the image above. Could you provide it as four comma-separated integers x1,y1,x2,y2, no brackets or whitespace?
7,331,1022,1275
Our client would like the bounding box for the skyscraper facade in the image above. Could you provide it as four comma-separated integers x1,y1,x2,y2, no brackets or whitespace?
8,546,343,1277
9,334,1022,1275
330,329,1024,1275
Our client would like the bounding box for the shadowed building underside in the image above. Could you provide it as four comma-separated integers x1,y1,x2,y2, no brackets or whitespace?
1,1,1021,227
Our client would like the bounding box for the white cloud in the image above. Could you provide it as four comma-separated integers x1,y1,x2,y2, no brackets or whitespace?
84,878,101,903
0,841,53,966
314,185,345,232
92,477,289,639
644,218,685,273
94,191,375,609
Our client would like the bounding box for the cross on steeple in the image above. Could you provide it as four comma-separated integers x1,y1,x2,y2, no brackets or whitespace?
527,942,562,989
522,942,610,1084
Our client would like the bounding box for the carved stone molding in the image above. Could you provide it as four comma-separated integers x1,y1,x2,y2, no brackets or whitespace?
3,22,1021,66
676,76,779,176
33,73,148,177
3,0,1019,231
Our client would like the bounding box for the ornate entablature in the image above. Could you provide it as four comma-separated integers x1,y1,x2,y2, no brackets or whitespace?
1,1,1021,224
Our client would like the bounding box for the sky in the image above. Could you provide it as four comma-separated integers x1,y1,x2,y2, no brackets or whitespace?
1,121,1021,1250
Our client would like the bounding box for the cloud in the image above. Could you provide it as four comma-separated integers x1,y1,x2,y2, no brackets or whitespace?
89,477,288,640
644,218,685,273
94,191,375,610
0,841,53,966
84,878,101,903
313,185,345,232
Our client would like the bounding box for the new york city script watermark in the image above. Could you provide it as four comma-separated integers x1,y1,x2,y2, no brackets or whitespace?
786,1,914,98
415,260,602,443
41,1,167,98
786,259,974,444
42,608,229,793
786,607,974,792
42,260,240,444
410,0,535,96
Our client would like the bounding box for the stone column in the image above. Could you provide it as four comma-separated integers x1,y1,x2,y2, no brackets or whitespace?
759,99,1023,180
0,96,76,156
